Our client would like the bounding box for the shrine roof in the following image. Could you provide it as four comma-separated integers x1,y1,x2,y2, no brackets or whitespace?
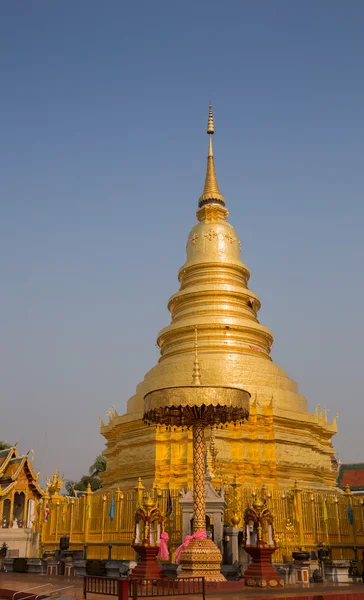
338,463,364,491
8,457,22,465
0,447,44,498
0,449,12,467
0,481,14,492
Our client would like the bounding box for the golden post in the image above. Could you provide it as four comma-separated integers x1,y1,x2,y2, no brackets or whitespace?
101,495,107,542
309,490,316,545
192,423,206,533
9,492,15,527
69,498,75,542
345,485,357,549
116,487,123,534
38,492,48,558
55,501,60,540
334,496,342,547
322,495,329,545
294,480,304,546
83,483,93,545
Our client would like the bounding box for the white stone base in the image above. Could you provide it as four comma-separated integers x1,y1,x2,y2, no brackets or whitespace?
325,563,351,583
0,528,38,558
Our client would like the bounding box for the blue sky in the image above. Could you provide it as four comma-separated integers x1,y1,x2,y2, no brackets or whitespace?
1,1,363,482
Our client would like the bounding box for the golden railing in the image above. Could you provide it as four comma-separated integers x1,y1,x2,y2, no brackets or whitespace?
38,482,364,563
224,482,364,562
39,485,182,560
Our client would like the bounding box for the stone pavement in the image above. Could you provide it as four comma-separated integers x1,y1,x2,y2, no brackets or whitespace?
1,573,364,599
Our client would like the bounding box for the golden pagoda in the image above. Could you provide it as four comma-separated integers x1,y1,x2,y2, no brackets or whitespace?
101,104,338,491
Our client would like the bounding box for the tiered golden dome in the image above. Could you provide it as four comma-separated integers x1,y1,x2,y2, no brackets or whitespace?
101,104,338,491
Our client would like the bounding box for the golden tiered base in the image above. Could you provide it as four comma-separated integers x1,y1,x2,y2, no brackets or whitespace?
178,538,226,582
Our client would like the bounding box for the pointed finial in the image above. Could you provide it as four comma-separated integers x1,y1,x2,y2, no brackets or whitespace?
331,412,339,430
207,101,214,135
192,326,201,385
198,103,225,208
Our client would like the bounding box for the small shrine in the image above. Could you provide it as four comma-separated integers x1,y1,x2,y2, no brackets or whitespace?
0,446,43,530
0,445,44,559
130,493,166,579
242,498,284,588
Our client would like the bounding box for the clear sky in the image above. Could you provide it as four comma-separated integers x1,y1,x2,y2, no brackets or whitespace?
1,1,363,484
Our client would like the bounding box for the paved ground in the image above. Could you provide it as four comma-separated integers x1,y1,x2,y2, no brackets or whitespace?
1,573,364,599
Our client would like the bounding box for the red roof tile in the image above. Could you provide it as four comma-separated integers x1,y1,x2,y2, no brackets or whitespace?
340,468,364,488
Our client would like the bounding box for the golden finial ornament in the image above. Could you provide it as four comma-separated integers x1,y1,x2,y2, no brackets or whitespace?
207,101,214,134
191,325,201,385
198,102,225,208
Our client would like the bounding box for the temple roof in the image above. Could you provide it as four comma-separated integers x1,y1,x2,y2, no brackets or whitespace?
0,446,44,498
337,463,364,493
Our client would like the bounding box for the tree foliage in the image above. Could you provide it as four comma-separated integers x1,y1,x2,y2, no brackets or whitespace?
65,454,106,496
0,441,11,451
89,455,106,477
65,475,103,496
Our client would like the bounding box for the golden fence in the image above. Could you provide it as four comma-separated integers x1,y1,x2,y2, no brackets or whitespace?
39,486,182,560
224,483,364,562
39,482,364,563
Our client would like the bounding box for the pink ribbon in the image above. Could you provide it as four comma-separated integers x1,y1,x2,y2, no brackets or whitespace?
157,532,169,561
175,530,206,563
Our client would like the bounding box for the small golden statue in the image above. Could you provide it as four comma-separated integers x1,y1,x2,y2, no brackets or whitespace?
45,467,64,497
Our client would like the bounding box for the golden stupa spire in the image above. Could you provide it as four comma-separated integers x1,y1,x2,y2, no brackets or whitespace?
191,325,201,385
198,102,225,208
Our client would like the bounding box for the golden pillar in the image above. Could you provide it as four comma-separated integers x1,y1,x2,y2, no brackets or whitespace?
176,417,226,582
83,483,93,545
192,424,205,532
309,490,316,545
38,492,49,558
69,499,75,542
143,381,250,579
294,480,304,546
345,485,356,549
55,501,60,540
9,491,15,525
116,488,123,538
101,495,106,542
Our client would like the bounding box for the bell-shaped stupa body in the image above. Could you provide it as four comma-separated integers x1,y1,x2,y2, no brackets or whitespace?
101,105,337,490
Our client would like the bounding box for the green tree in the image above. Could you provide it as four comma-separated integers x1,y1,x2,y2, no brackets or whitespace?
0,441,11,451
89,455,106,477
65,475,102,496
64,454,106,496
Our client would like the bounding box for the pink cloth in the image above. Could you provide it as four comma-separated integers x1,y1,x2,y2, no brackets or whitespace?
175,530,206,563
157,532,169,561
